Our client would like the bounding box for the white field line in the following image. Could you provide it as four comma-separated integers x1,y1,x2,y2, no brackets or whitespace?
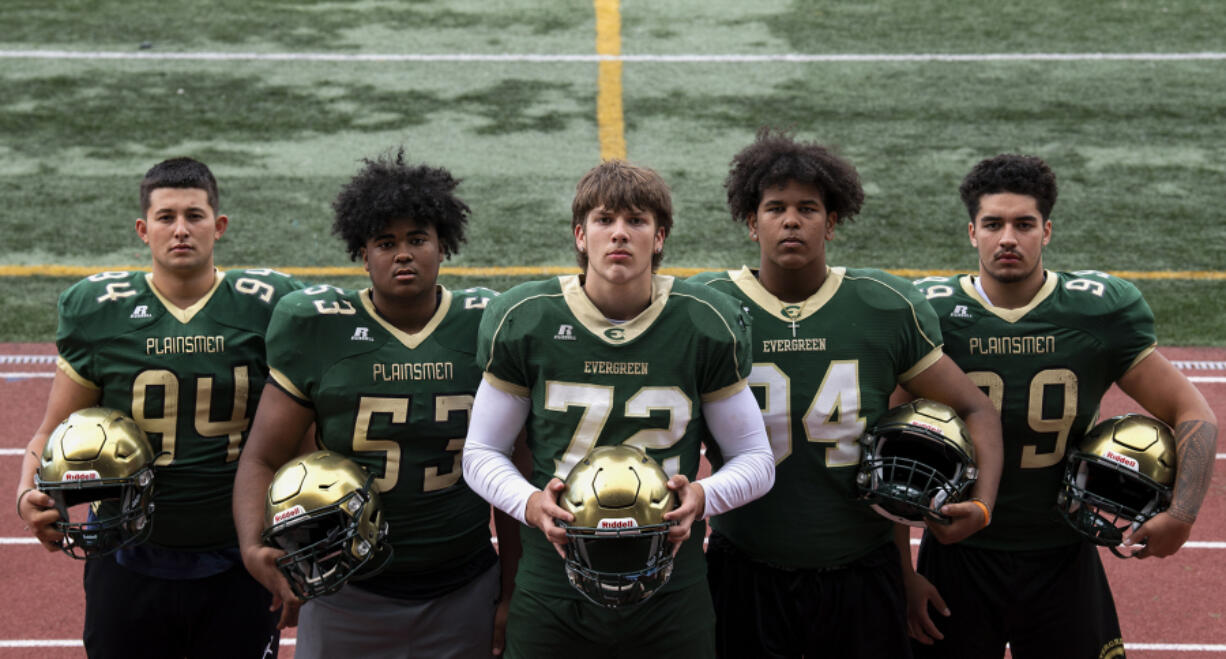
2,50,1226,64
0,638,298,647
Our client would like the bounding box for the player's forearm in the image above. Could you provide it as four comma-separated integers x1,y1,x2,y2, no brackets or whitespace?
964,406,1002,510
699,386,775,517
1167,419,1218,524
463,380,537,522
893,524,916,576
233,455,278,553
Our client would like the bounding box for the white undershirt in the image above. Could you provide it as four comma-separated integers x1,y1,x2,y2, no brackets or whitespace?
972,275,994,306
462,379,774,524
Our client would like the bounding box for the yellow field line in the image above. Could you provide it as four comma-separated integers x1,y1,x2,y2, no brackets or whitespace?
3,265,1225,281
594,0,626,161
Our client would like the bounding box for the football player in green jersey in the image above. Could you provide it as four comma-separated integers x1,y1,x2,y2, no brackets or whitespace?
906,154,1218,659
463,159,776,657
15,157,302,658
233,150,520,658
691,129,1003,659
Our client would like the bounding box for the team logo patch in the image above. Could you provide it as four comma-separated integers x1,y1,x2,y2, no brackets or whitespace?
950,305,973,319
1104,450,1140,472
129,305,152,319
603,327,626,341
273,505,307,525
781,305,802,319
554,324,576,340
63,470,102,482
350,327,374,342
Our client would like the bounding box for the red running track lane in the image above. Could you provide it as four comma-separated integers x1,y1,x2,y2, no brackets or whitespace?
3,344,1225,657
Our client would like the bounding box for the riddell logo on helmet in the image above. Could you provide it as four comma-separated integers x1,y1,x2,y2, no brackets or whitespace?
597,518,637,530
1104,450,1139,472
914,422,942,435
273,505,307,525
63,470,101,481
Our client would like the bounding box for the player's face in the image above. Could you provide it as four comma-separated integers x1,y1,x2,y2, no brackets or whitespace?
969,192,1051,286
362,217,444,303
575,205,664,287
749,180,836,274
135,187,227,274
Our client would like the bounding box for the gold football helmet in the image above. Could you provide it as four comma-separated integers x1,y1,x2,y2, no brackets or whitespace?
857,400,978,526
262,451,391,600
558,445,676,608
35,407,157,559
1058,414,1176,557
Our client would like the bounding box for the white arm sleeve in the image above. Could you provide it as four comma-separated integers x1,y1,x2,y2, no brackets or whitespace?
462,379,538,524
698,385,775,518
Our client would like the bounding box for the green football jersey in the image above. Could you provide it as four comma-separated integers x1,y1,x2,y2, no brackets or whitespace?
915,270,1156,550
56,268,304,550
267,285,497,577
691,266,944,568
476,274,752,599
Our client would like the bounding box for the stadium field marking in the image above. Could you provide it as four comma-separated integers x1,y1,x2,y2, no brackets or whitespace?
2,635,1211,653
3,265,1226,281
594,0,626,161
3,50,1226,63
0,639,298,647
904,538,1226,549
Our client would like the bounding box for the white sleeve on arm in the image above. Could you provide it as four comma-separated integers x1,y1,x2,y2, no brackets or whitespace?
697,385,775,517
462,379,538,524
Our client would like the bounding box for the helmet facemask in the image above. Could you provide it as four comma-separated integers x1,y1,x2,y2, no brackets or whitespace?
558,445,677,608
1056,414,1176,559
857,400,978,527
562,522,675,608
263,451,392,600
1058,453,1171,558
35,408,157,559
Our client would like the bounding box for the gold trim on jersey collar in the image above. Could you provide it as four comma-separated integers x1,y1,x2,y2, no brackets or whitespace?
145,269,225,324
960,270,1058,324
729,265,844,323
359,286,452,350
559,274,674,345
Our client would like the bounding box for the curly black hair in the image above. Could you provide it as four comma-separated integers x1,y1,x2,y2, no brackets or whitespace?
331,148,470,261
959,154,1058,222
724,128,864,225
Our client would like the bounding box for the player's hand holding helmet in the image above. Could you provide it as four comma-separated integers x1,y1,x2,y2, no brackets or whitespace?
1057,414,1175,558
557,444,677,608
262,450,391,600
34,407,157,559
857,399,979,526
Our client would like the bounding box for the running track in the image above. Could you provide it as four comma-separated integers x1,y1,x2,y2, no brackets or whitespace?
2,344,1224,658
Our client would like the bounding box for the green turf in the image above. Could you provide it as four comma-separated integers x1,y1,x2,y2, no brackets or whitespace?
1,1,1223,344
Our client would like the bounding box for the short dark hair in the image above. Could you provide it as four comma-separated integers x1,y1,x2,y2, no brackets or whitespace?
959,154,1058,222
570,160,673,271
139,157,219,215
331,148,470,261
725,128,864,225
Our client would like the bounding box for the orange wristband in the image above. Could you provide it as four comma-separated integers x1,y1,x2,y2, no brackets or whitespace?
968,498,991,527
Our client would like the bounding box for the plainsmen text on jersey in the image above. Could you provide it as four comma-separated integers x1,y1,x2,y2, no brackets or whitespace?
915,270,1155,550
692,266,944,568
268,284,496,587
477,274,752,599
56,269,304,550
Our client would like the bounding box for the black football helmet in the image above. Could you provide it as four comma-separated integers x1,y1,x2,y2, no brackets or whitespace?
35,407,157,559
857,400,978,526
557,445,676,608
262,451,391,599
1058,414,1176,557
